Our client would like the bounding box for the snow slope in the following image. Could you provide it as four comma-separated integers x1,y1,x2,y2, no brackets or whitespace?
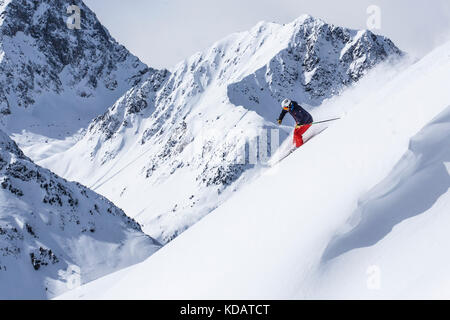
0,0,155,160
0,129,160,299
41,15,402,244
58,40,450,300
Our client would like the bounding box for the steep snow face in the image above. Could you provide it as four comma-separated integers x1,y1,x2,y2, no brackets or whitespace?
0,0,155,159
0,129,160,299
57,40,450,300
41,15,402,244
312,106,450,299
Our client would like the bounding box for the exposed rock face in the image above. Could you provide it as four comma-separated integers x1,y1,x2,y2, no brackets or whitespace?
0,0,153,114
0,129,160,299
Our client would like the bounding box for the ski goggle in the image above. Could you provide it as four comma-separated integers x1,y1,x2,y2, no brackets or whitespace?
283,105,290,111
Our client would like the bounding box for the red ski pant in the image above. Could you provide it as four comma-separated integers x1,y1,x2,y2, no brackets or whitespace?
293,124,312,148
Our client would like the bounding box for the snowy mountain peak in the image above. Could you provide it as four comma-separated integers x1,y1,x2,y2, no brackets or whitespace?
0,0,165,159
292,13,329,27
226,16,402,110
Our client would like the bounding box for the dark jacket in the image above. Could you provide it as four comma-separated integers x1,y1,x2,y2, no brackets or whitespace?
278,101,313,125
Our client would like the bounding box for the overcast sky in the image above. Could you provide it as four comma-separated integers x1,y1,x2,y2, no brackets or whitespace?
84,0,450,69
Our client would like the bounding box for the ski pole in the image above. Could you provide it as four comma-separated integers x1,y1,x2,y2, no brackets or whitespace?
311,117,341,125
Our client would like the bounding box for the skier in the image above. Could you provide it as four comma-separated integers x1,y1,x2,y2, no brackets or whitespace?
277,99,313,148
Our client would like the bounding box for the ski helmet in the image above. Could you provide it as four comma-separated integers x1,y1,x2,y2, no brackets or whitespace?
282,98,292,110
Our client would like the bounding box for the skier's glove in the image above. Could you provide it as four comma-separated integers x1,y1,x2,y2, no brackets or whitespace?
277,119,282,125
295,124,302,129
